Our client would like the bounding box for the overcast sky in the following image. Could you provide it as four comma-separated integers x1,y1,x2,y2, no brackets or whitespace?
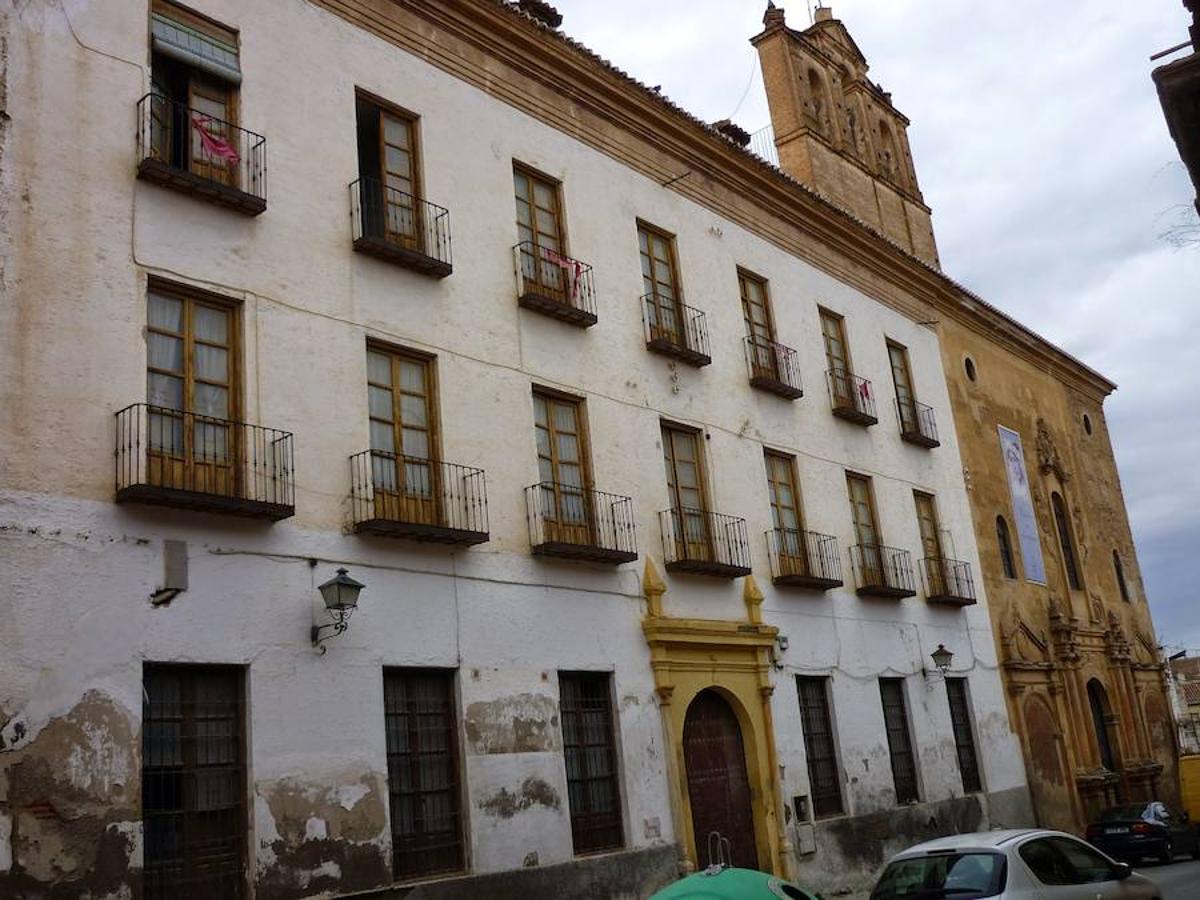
553,0,1200,650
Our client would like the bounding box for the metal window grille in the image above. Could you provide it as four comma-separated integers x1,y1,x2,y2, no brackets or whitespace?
796,676,843,817
559,672,624,854
142,664,246,900
383,669,463,880
946,679,982,794
879,678,919,804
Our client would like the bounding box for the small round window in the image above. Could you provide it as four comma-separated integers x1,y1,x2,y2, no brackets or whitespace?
964,357,977,382
1083,414,1093,435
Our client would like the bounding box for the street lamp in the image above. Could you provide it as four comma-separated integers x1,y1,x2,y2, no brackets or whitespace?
929,643,954,677
311,567,364,651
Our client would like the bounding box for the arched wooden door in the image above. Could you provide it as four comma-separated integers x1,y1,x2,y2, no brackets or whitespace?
683,690,759,870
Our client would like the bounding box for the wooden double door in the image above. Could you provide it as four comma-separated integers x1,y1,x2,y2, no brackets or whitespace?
683,690,759,870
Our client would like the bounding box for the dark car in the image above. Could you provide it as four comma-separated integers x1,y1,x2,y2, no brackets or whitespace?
1086,801,1200,863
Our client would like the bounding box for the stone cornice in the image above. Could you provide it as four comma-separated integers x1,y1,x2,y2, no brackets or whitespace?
312,0,1116,399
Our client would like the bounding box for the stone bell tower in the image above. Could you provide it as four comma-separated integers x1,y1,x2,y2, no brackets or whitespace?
752,3,940,268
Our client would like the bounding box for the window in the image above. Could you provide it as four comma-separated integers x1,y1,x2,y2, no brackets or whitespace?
367,346,438,521
514,166,566,293
1087,679,1117,772
996,516,1017,579
946,679,982,794
662,423,711,557
846,473,880,550
1051,492,1082,591
741,270,778,374
640,223,683,344
887,341,919,429
1083,413,1093,435
913,492,943,561
767,451,808,572
149,1,241,185
534,390,592,543
796,677,843,817
356,94,422,248
964,357,977,382
873,853,1005,900
146,285,238,480
1113,551,1130,602
820,308,850,377
1019,836,1117,886
383,669,463,879
143,664,246,899
559,672,623,854
879,678,919,804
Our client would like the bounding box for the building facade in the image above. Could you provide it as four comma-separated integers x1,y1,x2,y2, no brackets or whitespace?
1168,657,1200,756
754,3,1180,839
0,1,1044,898
1153,0,1200,213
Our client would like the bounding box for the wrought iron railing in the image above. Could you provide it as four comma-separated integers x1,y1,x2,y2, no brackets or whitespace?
897,398,939,446
115,403,293,513
745,335,803,396
660,507,751,574
525,483,637,561
766,528,841,585
514,242,597,322
137,93,266,204
350,177,452,270
850,543,916,595
643,294,711,363
350,450,488,540
922,556,976,603
827,369,877,422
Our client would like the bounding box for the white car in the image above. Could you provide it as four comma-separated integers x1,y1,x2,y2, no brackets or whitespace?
869,829,1163,900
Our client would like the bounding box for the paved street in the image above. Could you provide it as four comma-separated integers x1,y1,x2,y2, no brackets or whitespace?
1138,858,1200,898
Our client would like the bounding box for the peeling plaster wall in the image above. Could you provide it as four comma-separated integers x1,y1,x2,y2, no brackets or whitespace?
1,0,1026,896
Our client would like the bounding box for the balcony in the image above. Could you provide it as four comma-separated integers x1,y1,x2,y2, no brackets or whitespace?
350,450,488,545
514,242,597,327
1153,28,1200,214
827,370,878,426
745,336,803,400
643,295,711,367
136,93,266,215
766,529,842,590
350,177,452,278
850,544,916,598
897,398,940,448
922,556,977,607
660,508,751,578
114,403,293,520
525,483,637,564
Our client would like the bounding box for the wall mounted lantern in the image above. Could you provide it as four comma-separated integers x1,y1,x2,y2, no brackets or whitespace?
311,567,364,652
927,643,954,678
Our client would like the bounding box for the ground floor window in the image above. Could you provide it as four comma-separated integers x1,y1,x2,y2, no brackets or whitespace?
383,668,463,879
946,678,983,793
880,678,920,804
142,663,246,899
797,676,844,817
559,671,624,853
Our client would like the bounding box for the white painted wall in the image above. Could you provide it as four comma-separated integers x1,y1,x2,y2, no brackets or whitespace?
0,0,1027,891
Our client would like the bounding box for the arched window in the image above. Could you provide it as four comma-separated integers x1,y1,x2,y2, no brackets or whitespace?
1051,492,1082,591
1113,551,1130,602
807,69,828,136
1087,679,1117,771
996,516,1017,579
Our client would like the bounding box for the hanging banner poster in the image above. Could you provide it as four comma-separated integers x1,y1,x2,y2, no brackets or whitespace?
999,425,1046,584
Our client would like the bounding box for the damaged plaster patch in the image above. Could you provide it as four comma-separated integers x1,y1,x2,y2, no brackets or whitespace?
464,693,560,754
254,774,390,900
477,776,560,818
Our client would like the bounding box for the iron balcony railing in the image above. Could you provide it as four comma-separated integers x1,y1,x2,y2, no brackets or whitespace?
350,177,452,277
922,556,976,606
745,335,803,399
350,450,488,545
660,507,751,577
766,528,842,589
115,403,293,519
897,398,940,448
827,369,878,425
136,93,266,214
643,294,712,366
850,543,916,598
525,483,637,564
514,242,597,326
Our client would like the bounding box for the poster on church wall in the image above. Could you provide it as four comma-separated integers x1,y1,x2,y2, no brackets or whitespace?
999,425,1047,584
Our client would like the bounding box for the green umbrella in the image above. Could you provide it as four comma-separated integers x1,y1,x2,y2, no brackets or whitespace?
650,866,821,900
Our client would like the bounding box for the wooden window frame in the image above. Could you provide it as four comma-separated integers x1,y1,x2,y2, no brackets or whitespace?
142,662,248,900
739,268,777,341
796,676,844,818
532,387,596,542
382,668,465,881
912,490,944,561
661,421,711,515
818,307,852,374
356,89,424,200
765,450,804,533
662,421,714,561
879,677,920,805
845,471,882,549
887,339,920,431
513,162,567,253
638,221,686,344
945,678,983,794
559,671,624,855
